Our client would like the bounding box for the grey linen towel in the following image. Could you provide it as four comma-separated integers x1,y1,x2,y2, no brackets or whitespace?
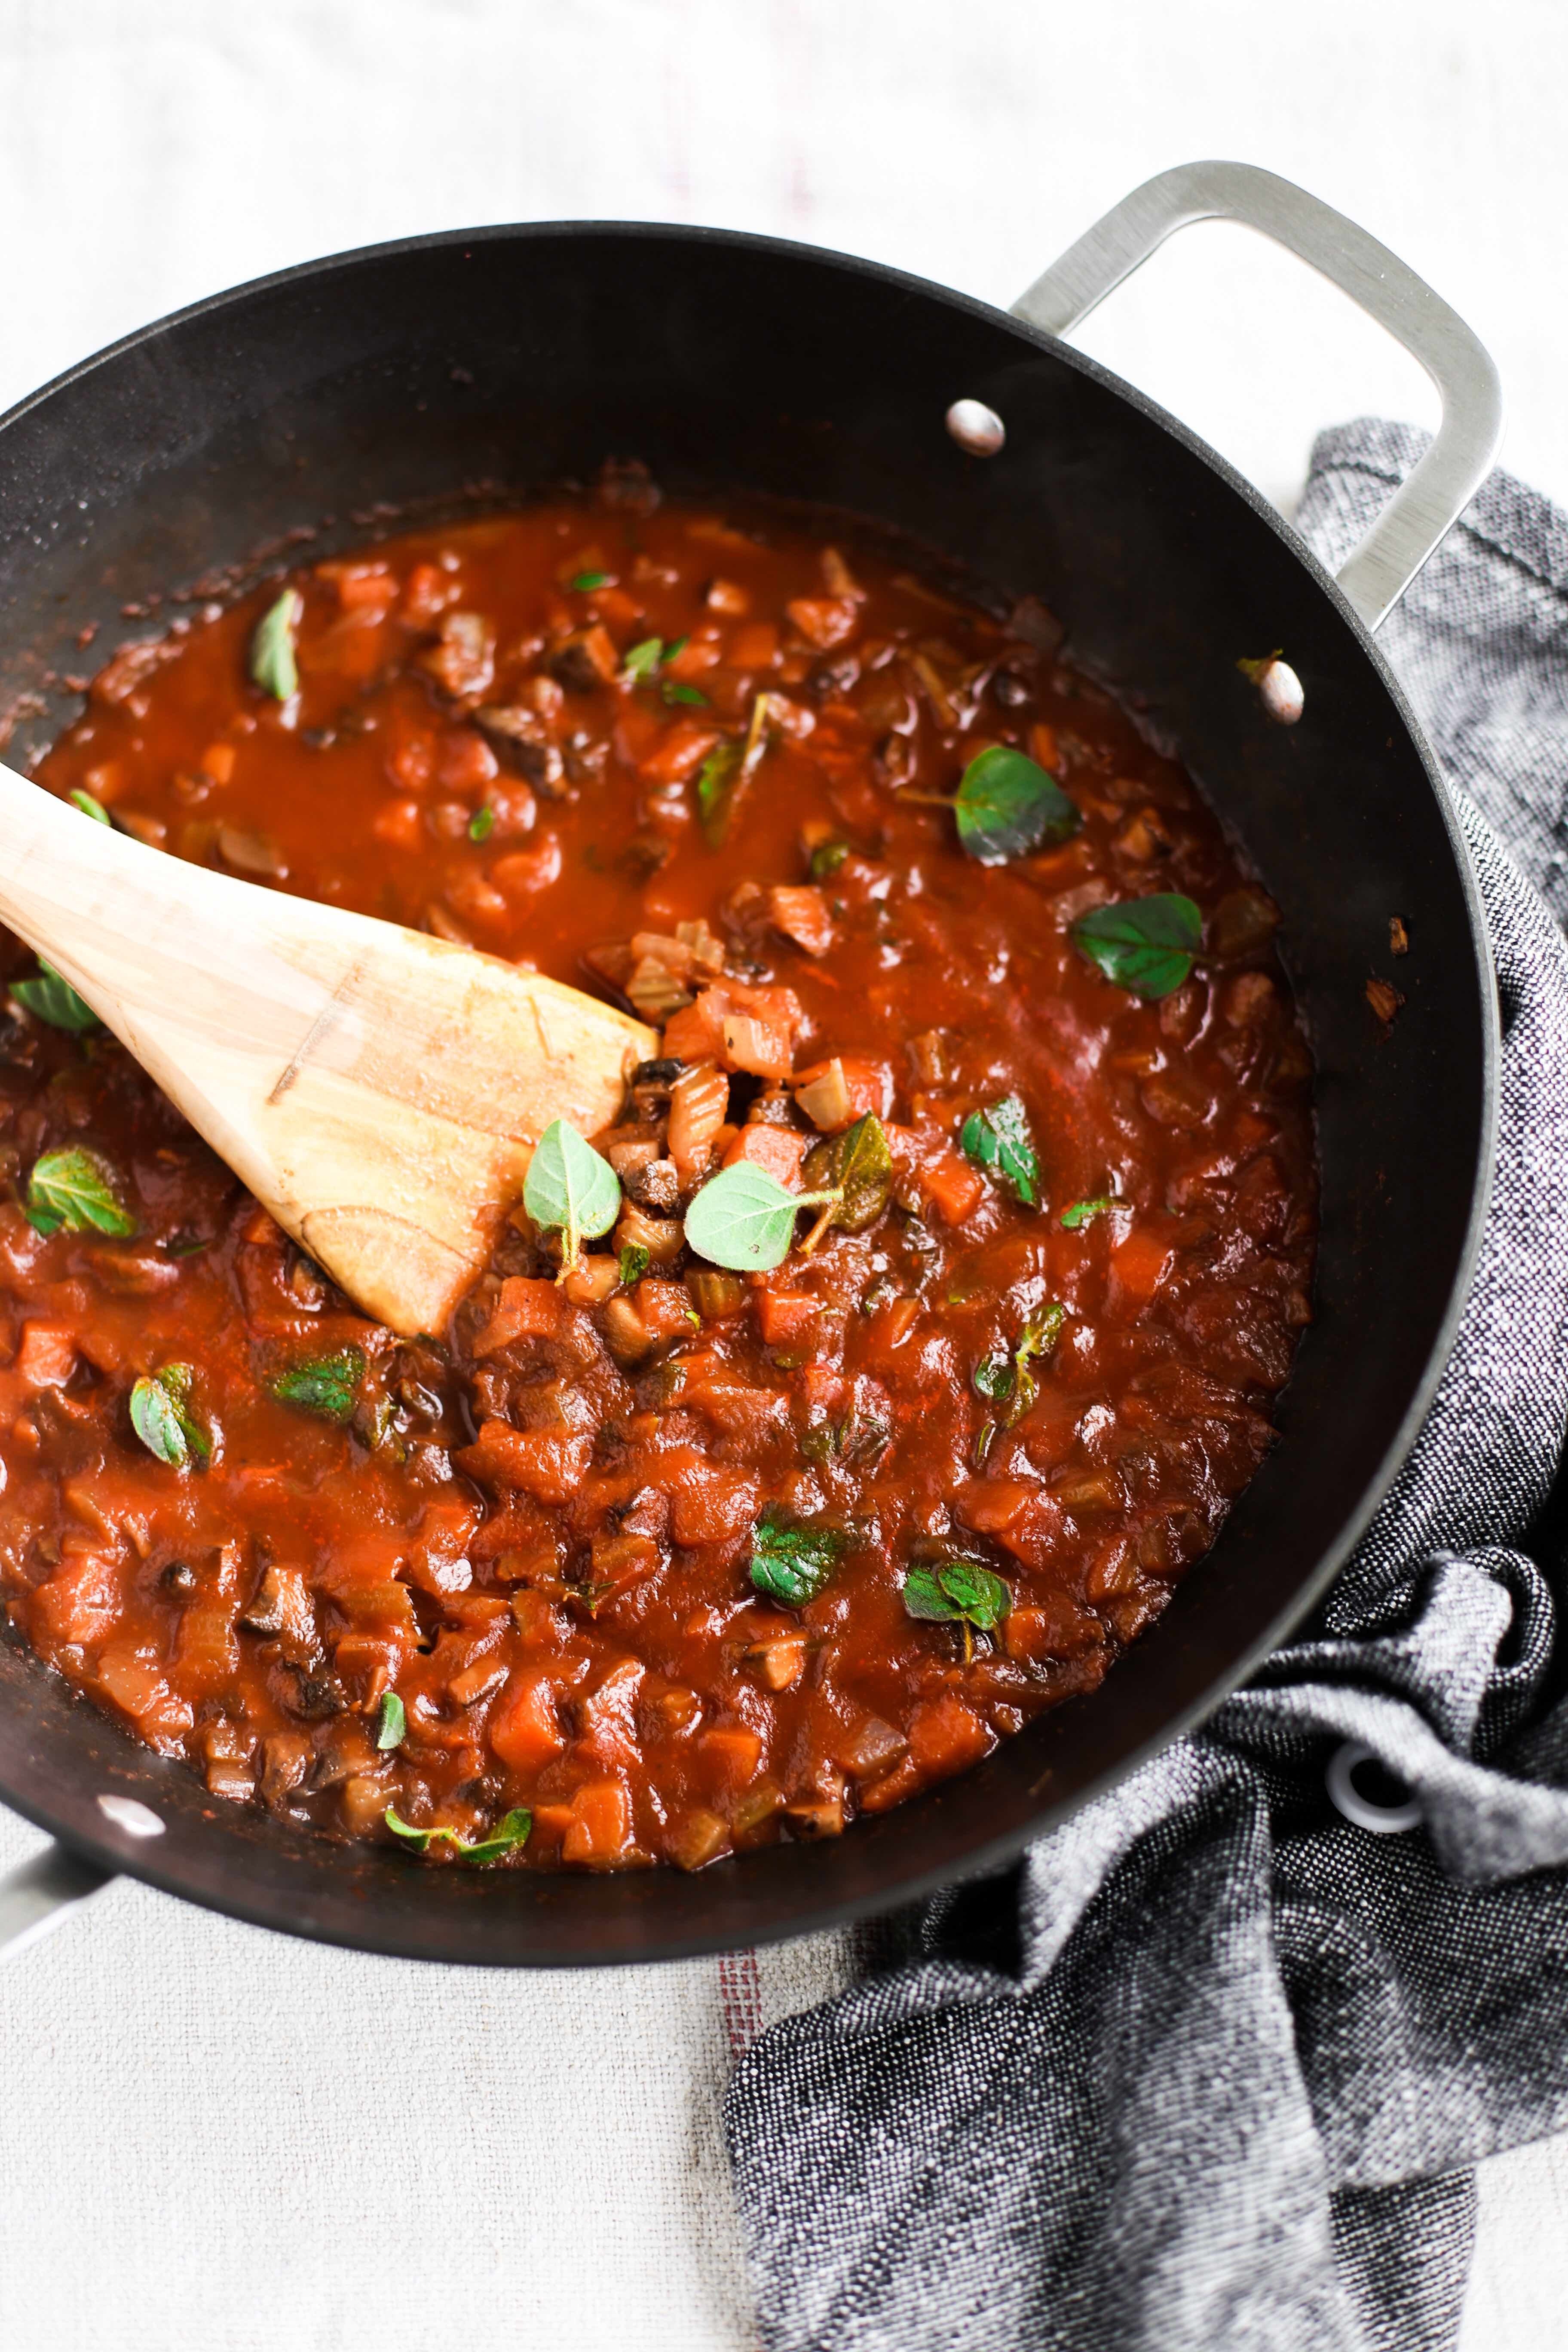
726,420,1568,2352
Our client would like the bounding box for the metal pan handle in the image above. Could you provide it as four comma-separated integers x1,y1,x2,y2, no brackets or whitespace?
0,1844,113,1961
1011,160,1503,633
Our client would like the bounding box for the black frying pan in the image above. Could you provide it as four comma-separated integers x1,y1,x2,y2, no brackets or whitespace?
0,163,1501,1966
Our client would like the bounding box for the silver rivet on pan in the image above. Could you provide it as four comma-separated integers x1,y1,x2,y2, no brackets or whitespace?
945,399,1005,457
1325,1740,1421,1833
97,1794,165,1838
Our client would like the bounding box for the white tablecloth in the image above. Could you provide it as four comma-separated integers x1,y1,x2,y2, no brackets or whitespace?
2,4,1565,2343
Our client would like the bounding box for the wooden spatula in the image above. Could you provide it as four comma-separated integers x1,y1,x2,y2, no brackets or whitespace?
0,764,656,1334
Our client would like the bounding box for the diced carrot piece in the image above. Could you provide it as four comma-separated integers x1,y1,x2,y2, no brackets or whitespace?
667,1061,729,1180
436,730,499,792
665,635,722,680
1004,1596,1102,1661
720,1011,793,1081
444,869,509,930
199,741,237,784
1110,1229,1173,1311
492,838,564,899
907,1695,994,1777
723,1124,807,1185
527,1800,574,1837
786,596,859,649
918,1152,986,1225
489,1671,567,1771
793,1055,891,1122
31,1551,120,1648
561,1778,634,1865
662,994,728,1066
639,721,723,787
865,1296,921,1352
700,1723,763,1785
590,585,643,628
331,565,397,611
386,728,436,792
728,622,779,670
756,1289,821,1350
175,1602,239,1689
333,1579,420,1637
475,1276,565,1355
768,884,834,957
636,1277,697,1344
954,1478,1039,1534
1029,721,1060,771
372,798,424,850
668,1464,760,1547
706,579,750,616
95,1642,194,1749
14,1324,76,1389
455,1422,590,1505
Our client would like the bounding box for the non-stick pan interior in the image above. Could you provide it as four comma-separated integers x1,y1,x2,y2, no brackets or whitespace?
0,227,1493,1962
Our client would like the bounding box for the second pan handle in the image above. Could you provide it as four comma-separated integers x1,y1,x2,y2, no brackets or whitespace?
1011,160,1503,633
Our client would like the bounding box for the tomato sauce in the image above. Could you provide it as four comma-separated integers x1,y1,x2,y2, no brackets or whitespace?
0,482,1317,1871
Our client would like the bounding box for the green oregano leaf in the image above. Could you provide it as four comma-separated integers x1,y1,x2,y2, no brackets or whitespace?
749,1509,845,1608
384,1804,531,1863
1070,894,1203,1000
959,1094,1039,1206
902,1557,1012,1632
1060,1196,1115,1229
467,805,495,842
271,1345,366,1423
971,1351,1016,1404
1007,1300,1066,1424
953,744,1081,865
683,1161,839,1272
622,637,664,681
618,1241,650,1287
375,1690,407,1750
249,587,303,701
570,570,609,591
129,1362,210,1469
809,839,848,879
524,1120,621,1273
661,680,707,707
25,1146,136,1237
800,1112,892,1235
69,788,111,824
695,738,745,847
12,961,100,1033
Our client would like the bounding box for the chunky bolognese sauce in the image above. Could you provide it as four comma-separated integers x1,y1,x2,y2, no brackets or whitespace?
0,480,1316,1871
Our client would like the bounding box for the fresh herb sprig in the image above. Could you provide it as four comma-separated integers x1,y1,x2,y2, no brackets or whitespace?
25,1147,135,1237
953,744,1081,864
250,588,302,701
683,1161,841,1272
271,1346,366,1423
749,1510,845,1608
903,1555,1012,1657
129,1363,211,1469
622,635,706,707
12,961,99,1033
1070,894,1202,1000
384,1806,531,1864
959,1095,1038,1206
524,1120,621,1275
375,1691,407,1750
